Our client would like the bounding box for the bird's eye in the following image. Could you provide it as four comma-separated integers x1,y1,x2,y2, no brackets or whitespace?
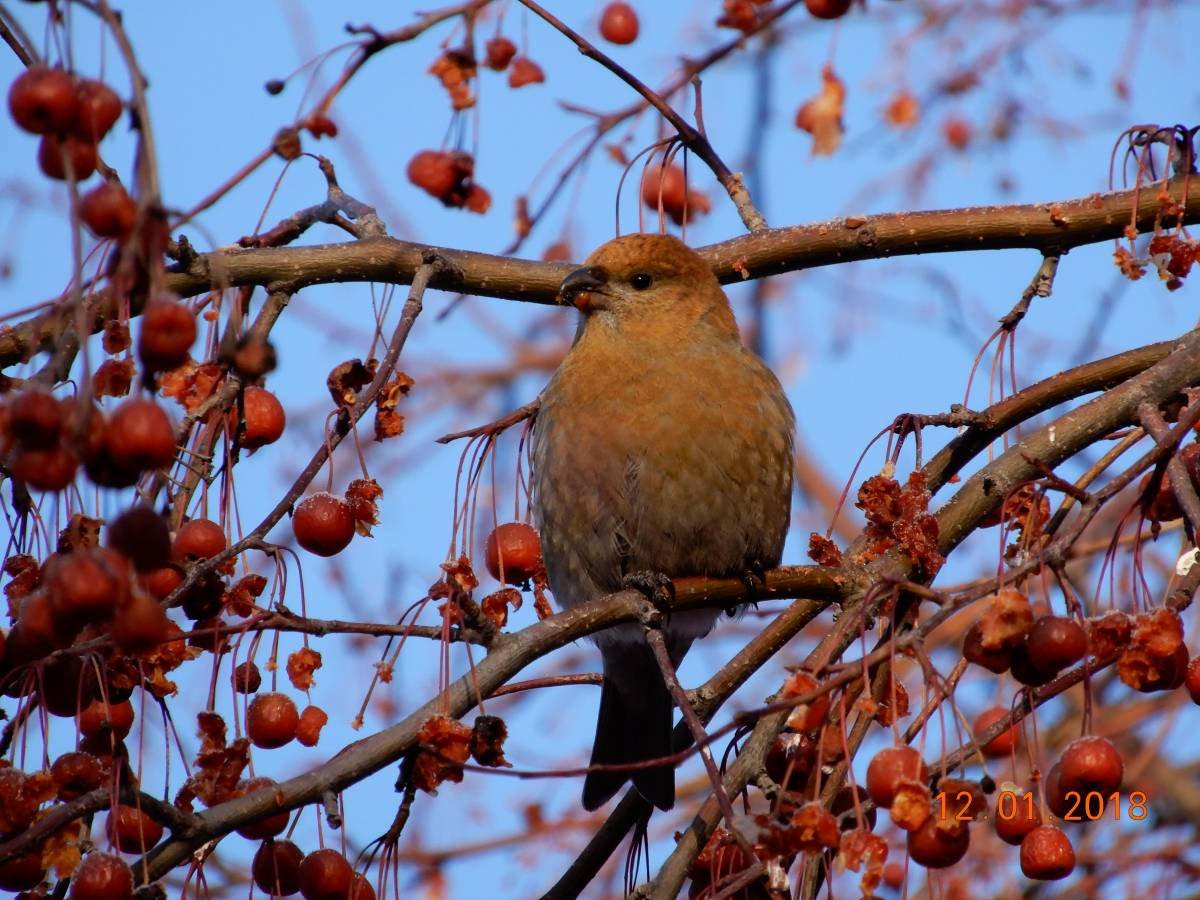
630,273,653,290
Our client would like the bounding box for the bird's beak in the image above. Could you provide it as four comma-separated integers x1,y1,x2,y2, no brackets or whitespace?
558,265,610,313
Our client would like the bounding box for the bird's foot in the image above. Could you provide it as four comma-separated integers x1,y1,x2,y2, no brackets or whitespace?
622,570,676,618
731,560,767,616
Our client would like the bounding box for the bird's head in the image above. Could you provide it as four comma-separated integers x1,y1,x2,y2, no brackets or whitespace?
557,233,737,339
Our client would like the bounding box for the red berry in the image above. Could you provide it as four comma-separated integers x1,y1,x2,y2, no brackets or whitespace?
172,518,226,562
995,790,1041,845
137,297,196,373
805,0,853,18
484,36,518,71
107,506,172,572
236,776,291,840
972,707,1018,758
80,182,136,239
1186,656,1200,704
296,704,329,747
141,565,184,600
45,547,130,625
484,522,542,583
1044,762,1072,818
961,619,1011,673
252,840,304,896
69,851,133,900
1009,642,1057,687
230,386,286,450
299,848,354,900
51,750,104,801
71,79,122,142
1058,736,1123,796
293,492,355,557
1020,825,1075,880
0,847,45,891
106,803,164,853
79,697,134,741
234,660,263,694
780,671,831,732
10,444,79,491
407,150,459,201
830,784,876,831
764,732,816,792
38,132,98,181
350,874,377,900
640,163,711,225
599,3,639,44
106,398,176,472
247,692,300,749
906,815,969,868
1025,615,1087,673
109,589,172,653
8,389,63,447
8,66,77,135
865,746,927,808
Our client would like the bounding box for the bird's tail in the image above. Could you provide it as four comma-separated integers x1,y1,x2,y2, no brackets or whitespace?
582,642,676,811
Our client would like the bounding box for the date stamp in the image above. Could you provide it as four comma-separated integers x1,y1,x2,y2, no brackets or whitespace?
935,788,1149,822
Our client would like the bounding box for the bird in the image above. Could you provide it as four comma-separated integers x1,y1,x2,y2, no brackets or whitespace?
530,233,795,811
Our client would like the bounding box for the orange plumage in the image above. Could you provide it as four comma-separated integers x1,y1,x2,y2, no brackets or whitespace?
531,233,795,810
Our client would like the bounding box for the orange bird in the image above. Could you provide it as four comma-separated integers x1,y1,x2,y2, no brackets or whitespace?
531,233,795,810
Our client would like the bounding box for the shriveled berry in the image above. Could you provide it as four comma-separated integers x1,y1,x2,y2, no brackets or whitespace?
234,660,263,694
484,36,517,71
508,56,545,88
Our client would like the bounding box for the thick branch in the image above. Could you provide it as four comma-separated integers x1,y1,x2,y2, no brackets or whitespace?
5,178,1194,373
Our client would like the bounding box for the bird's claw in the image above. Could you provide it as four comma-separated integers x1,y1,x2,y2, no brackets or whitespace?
622,570,676,617
732,560,768,616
